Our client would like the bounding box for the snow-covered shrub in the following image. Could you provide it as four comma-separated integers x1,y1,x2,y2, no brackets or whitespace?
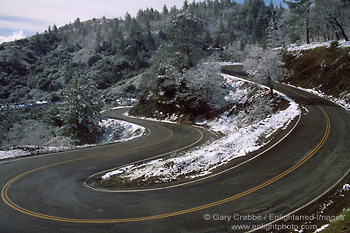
157,63,181,100
131,62,227,121
99,119,128,143
331,40,339,48
176,63,227,118
97,118,145,144
2,119,72,148
3,119,50,147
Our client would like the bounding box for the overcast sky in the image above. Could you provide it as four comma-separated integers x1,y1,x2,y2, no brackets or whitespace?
0,0,284,43
0,0,192,43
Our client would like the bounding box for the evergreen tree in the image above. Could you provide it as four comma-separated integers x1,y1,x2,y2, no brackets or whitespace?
60,75,103,144
52,24,59,34
168,13,206,70
183,0,189,11
284,0,312,43
145,21,156,51
163,4,169,17
251,8,266,44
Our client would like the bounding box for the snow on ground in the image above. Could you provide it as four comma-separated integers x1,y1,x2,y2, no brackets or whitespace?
343,184,350,192
284,39,350,112
286,39,350,52
0,118,145,161
98,118,145,143
285,84,350,111
102,75,301,183
0,147,69,160
314,224,330,233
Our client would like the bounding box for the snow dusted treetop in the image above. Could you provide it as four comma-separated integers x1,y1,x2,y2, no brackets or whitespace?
168,13,206,71
243,45,285,98
183,63,226,111
284,0,312,44
60,75,103,145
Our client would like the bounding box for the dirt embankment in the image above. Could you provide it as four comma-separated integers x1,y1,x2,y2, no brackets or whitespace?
283,46,350,98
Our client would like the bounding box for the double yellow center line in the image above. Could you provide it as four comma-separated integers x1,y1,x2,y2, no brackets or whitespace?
1,86,331,224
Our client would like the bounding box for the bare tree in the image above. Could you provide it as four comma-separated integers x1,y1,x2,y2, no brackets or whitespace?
313,0,349,41
243,45,285,98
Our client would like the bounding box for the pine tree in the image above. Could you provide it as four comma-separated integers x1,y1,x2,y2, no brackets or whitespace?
284,0,311,44
53,24,59,34
183,0,189,11
145,21,156,51
168,13,205,70
60,75,103,144
163,4,169,17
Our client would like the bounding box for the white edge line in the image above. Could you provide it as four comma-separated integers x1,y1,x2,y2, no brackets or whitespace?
247,85,350,232
248,166,350,233
83,124,205,192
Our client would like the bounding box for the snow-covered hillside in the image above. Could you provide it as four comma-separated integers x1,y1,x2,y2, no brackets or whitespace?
283,40,350,111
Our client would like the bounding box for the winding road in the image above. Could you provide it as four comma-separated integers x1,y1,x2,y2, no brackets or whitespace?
0,80,349,233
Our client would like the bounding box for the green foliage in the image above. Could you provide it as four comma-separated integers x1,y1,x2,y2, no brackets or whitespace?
43,106,62,127
131,62,226,121
330,40,339,47
0,0,289,106
167,13,206,70
60,75,103,145
87,54,102,66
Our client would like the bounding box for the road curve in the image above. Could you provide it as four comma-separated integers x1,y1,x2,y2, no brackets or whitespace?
0,82,349,233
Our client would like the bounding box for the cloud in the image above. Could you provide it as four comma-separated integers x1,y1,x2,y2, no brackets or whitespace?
0,0,283,39
0,0,187,36
0,16,48,33
0,30,25,43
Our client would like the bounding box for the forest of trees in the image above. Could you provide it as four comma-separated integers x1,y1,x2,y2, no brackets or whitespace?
0,0,349,146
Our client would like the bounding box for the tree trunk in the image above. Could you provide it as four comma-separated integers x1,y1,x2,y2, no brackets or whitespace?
306,4,310,44
329,21,340,41
269,85,274,99
267,73,274,98
306,16,310,44
332,16,349,41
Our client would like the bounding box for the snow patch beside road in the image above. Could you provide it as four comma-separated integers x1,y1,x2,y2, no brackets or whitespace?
0,118,145,161
285,84,350,111
286,39,350,52
99,118,145,143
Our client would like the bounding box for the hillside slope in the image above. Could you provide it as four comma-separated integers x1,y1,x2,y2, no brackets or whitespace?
283,45,350,103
